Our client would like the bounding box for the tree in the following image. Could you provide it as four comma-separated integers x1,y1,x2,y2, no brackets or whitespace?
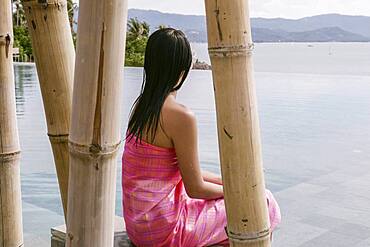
67,0,78,46
11,1,77,61
13,26,32,61
12,6,152,66
158,24,168,30
125,18,150,67
127,18,149,40
12,0,26,27
12,1,32,61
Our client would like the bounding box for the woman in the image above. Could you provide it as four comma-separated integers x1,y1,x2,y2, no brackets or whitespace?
122,28,281,246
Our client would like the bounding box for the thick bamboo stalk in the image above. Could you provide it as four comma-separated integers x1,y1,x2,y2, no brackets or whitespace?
204,1,271,246
22,0,75,219
66,0,128,246
0,0,24,246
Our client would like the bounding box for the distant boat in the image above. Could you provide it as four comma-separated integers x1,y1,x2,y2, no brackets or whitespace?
307,44,314,47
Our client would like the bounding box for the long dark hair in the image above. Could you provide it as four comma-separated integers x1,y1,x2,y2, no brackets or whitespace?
127,28,193,143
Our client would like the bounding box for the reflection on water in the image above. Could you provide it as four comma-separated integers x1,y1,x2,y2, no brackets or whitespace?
14,64,38,116
14,43,370,239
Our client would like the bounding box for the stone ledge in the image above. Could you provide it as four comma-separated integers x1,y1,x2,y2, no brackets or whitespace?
51,216,224,246
51,216,133,247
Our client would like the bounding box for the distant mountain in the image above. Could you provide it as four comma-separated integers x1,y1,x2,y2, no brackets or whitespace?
253,27,370,43
128,9,206,32
128,9,370,43
252,14,370,38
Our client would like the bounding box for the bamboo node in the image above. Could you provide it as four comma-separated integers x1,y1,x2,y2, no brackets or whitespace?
37,0,48,8
0,151,21,162
48,133,69,144
68,140,121,156
208,43,254,57
22,0,66,9
225,227,270,242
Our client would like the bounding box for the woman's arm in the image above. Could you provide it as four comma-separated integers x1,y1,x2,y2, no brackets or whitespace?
165,106,223,200
202,170,223,185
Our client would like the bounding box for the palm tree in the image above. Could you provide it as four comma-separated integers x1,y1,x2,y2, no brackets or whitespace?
157,24,168,30
127,18,150,40
142,21,150,36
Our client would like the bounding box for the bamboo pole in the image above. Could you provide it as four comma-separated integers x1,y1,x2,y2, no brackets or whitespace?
22,0,75,219
0,0,24,246
204,1,271,246
66,0,128,246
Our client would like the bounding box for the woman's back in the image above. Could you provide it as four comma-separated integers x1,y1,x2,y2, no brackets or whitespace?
122,137,185,245
122,136,230,247
122,28,280,246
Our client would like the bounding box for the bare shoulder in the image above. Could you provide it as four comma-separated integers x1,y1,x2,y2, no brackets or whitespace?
161,98,197,137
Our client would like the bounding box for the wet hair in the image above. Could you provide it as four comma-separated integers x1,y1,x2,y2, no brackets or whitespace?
127,28,193,143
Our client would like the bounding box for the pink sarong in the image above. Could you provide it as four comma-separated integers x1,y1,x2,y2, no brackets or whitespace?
122,137,281,246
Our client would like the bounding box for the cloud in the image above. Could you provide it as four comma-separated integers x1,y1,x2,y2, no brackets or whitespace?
127,0,370,18
128,0,205,15
250,0,370,19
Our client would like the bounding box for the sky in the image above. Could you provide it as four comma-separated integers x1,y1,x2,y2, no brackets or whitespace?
127,0,370,19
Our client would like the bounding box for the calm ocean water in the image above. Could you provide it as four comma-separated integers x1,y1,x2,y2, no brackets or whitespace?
15,43,370,238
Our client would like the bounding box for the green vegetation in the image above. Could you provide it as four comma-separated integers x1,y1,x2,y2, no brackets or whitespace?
12,0,32,61
66,0,78,46
11,0,77,61
157,24,168,30
13,26,33,60
11,2,153,66
125,18,150,67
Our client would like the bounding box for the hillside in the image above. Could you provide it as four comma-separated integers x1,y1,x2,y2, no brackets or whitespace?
128,9,370,43
253,27,370,43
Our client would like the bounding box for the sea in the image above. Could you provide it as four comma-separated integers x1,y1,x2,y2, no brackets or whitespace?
14,42,370,243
